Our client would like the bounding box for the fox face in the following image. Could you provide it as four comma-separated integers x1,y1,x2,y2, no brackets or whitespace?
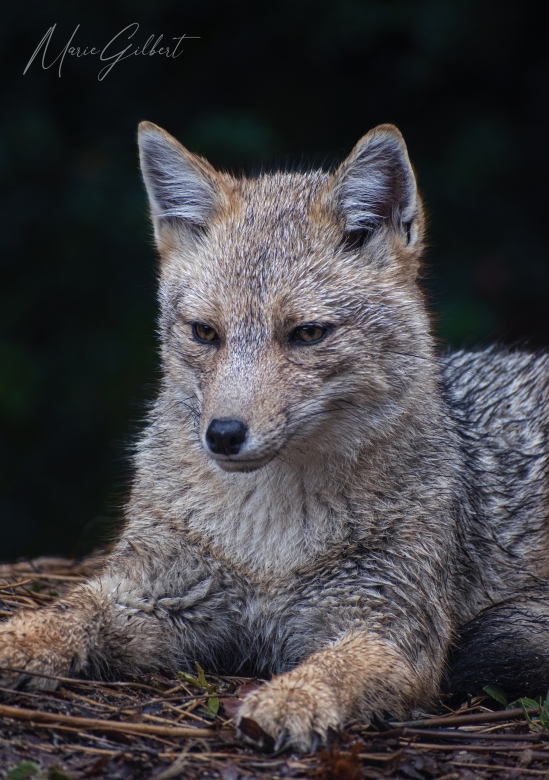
139,123,430,473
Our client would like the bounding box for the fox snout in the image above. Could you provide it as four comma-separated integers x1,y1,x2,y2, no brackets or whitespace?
201,424,275,472
205,419,248,456
200,386,284,473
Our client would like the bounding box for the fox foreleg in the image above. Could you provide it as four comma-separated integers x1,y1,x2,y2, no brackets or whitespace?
0,563,221,690
0,584,108,690
237,629,426,753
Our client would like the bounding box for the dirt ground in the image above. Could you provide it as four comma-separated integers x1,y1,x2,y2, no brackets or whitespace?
0,557,548,780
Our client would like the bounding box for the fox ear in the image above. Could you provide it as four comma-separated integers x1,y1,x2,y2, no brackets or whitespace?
138,121,222,242
333,124,421,249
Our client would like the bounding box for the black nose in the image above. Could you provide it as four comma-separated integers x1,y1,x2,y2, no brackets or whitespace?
206,419,248,456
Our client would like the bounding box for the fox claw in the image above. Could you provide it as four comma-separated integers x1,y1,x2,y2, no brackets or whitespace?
237,675,343,754
236,715,275,752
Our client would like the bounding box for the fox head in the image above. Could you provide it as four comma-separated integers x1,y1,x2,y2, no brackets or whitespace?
138,122,431,474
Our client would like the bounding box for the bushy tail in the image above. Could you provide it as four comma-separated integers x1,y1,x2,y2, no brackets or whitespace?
444,589,549,699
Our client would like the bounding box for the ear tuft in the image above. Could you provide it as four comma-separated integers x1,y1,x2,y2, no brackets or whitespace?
334,124,419,242
138,121,221,236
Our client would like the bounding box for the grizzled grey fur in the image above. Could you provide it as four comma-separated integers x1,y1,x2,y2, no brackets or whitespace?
0,122,548,753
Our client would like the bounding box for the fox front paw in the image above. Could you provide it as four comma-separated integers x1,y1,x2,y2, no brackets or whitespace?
236,673,343,754
0,616,76,691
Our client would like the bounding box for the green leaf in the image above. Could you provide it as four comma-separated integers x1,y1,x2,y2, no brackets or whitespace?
178,671,201,688
483,685,507,705
198,698,219,717
207,696,219,715
518,697,540,708
518,699,542,732
195,662,209,690
7,762,40,780
180,663,217,710
48,769,73,780
539,707,549,729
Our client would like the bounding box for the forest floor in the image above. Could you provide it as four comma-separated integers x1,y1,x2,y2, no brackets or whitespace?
0,557,548,780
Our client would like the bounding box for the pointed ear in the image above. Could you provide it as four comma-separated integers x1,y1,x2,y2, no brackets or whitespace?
138,121,224,243
333,124,422,251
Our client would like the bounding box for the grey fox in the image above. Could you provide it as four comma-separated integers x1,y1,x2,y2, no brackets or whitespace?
1,121,548,753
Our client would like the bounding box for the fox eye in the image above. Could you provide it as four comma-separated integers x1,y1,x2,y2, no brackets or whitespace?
290,324,327,344
192,323,220,343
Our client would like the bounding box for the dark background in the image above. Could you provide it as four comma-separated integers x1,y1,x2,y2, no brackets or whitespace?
2,0,549,560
